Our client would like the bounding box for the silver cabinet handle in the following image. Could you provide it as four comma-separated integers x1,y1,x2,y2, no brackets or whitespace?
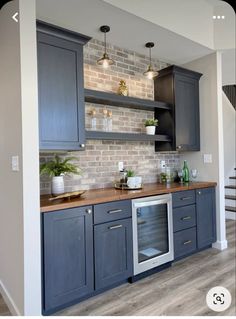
198,191,201,195
107,209,122,214
177,145,182,149
108,224,122,230
80,144,85,148
183,240,192,245
86,208,92,214
181,216,191,221
180,196,192,201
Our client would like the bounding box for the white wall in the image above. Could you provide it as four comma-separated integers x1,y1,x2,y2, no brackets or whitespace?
223,91,236,182
0,0,41,315
104,0,215,49
180,52,227,250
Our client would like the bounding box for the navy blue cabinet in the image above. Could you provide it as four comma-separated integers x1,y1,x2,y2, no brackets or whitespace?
154,65,202,152
37,21,90,151
43,206,94,313
94,218,133,290
196,187,216,249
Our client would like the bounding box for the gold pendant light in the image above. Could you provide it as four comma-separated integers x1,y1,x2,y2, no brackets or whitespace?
143,42,159,79
97,25,114,68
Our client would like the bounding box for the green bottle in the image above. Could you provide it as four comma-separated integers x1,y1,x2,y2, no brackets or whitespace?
183,160,189,183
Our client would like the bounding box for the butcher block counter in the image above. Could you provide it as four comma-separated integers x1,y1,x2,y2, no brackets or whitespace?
40,181,216,213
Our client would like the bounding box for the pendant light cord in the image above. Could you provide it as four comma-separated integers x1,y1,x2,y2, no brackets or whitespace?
149,47,152,67
104,32,107,55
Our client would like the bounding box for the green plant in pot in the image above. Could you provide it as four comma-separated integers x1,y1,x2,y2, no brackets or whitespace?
144,118,158,135
40,155,81,195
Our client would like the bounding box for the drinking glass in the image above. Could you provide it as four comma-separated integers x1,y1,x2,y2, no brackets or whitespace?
178,169,184,184
191,169,198,180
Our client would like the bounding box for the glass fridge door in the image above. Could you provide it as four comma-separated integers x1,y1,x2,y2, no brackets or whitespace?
137,203,169,263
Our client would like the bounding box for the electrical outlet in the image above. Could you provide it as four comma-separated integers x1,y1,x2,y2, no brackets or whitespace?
160,160,166,169
204,154,212,163
118,161,124,171
11,155,19,171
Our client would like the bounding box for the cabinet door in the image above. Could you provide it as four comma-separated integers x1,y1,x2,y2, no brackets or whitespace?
43,207,93,313
196,188,216,249
94,218,133,290
174,74,200,151
37,32,85,150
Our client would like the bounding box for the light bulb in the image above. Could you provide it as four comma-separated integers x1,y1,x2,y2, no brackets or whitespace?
102,59,109,69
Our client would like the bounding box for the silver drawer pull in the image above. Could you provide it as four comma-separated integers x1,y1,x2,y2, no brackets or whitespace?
108,209,122,214
181,216,191,221
86,208,92,214
108,224,122,230
183,240,192,245
180,196,192,201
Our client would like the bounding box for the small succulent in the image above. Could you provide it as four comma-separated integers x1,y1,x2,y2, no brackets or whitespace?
144,118,159,127
126,170,135,177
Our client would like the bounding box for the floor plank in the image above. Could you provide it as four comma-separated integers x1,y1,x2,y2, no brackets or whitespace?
0,220,235,316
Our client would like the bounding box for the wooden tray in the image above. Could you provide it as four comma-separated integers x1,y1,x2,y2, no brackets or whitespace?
114,182,143,190
49,190,86,201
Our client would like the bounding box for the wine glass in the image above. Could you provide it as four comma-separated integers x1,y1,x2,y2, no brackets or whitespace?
191,169,198,180
177,169,184,184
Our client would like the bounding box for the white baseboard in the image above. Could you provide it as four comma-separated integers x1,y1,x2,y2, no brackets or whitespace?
212,239,228,250
226,211,236,220
0,279,21,316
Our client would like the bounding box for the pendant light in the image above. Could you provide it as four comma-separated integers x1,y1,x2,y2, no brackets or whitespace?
97,25,114,68
143,42,159,79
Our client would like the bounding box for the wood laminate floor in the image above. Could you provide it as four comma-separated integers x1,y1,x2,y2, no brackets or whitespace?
0,220,235,316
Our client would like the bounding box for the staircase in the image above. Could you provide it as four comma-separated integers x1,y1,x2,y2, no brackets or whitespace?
223,85,236,110
225,168,236,220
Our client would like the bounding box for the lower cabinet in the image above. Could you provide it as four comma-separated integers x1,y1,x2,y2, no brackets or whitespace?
173,187,216,260
94,218,133,290
196,187,216,249
43,206,94,313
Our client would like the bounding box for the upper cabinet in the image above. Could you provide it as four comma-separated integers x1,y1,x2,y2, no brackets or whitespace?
37,21,91,151
154,65,202,152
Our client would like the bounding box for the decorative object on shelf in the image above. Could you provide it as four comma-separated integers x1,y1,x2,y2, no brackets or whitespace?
126,169,135,178
97,25,114,68
102,108,108,131
182,160,190,183
144,118,158,135
143,42,159,79
117,80,129,96
40,155,81,195
119,169,127,184
90,109,97,130
107,110,113,131
49,190,86,201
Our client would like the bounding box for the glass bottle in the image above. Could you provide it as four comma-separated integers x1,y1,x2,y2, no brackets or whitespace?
182,160,190,183
107,110,112,132
102,108,108,131
90,109,97,130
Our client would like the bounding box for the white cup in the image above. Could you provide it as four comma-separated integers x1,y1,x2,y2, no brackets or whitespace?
135,176,142,188
127,177,136,188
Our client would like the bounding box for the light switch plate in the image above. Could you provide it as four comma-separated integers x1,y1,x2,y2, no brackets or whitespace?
11,156,19,171
204,154,212,163
118,161,124,171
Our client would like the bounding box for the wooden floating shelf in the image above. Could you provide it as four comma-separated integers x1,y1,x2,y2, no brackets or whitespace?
86,130,171,142
84,89,172,111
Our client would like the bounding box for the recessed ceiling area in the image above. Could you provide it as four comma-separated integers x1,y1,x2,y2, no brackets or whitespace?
36,0,214,65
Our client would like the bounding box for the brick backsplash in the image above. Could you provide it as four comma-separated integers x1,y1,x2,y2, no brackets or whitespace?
40,38,180,194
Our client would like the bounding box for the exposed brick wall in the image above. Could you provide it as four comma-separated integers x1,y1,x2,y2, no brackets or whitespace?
40,39,180,194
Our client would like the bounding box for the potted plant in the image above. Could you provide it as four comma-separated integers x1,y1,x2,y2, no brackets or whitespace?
144,118,158,135
40,155,81,195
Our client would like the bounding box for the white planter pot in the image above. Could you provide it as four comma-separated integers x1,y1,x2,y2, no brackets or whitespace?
52,176,64,195
146,126,156,135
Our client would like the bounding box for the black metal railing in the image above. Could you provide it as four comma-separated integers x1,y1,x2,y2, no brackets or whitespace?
223,85,236,110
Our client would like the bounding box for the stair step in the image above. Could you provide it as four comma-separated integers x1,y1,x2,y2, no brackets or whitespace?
229,176,236,179
225,206,236,212
225,195,236,200
225,185,236,189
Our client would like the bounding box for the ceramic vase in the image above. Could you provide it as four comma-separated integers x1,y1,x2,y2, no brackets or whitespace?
52,176,64,195
146,126,156,135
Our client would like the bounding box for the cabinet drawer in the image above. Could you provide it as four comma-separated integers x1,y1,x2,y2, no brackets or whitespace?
172,190,195,208
94,200,131,224
174,227,197,259
173,204,196,232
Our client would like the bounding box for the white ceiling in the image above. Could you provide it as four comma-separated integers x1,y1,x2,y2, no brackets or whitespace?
36,0,214,65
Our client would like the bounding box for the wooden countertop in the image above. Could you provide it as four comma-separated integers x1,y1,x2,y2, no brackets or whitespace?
40,181,216,213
